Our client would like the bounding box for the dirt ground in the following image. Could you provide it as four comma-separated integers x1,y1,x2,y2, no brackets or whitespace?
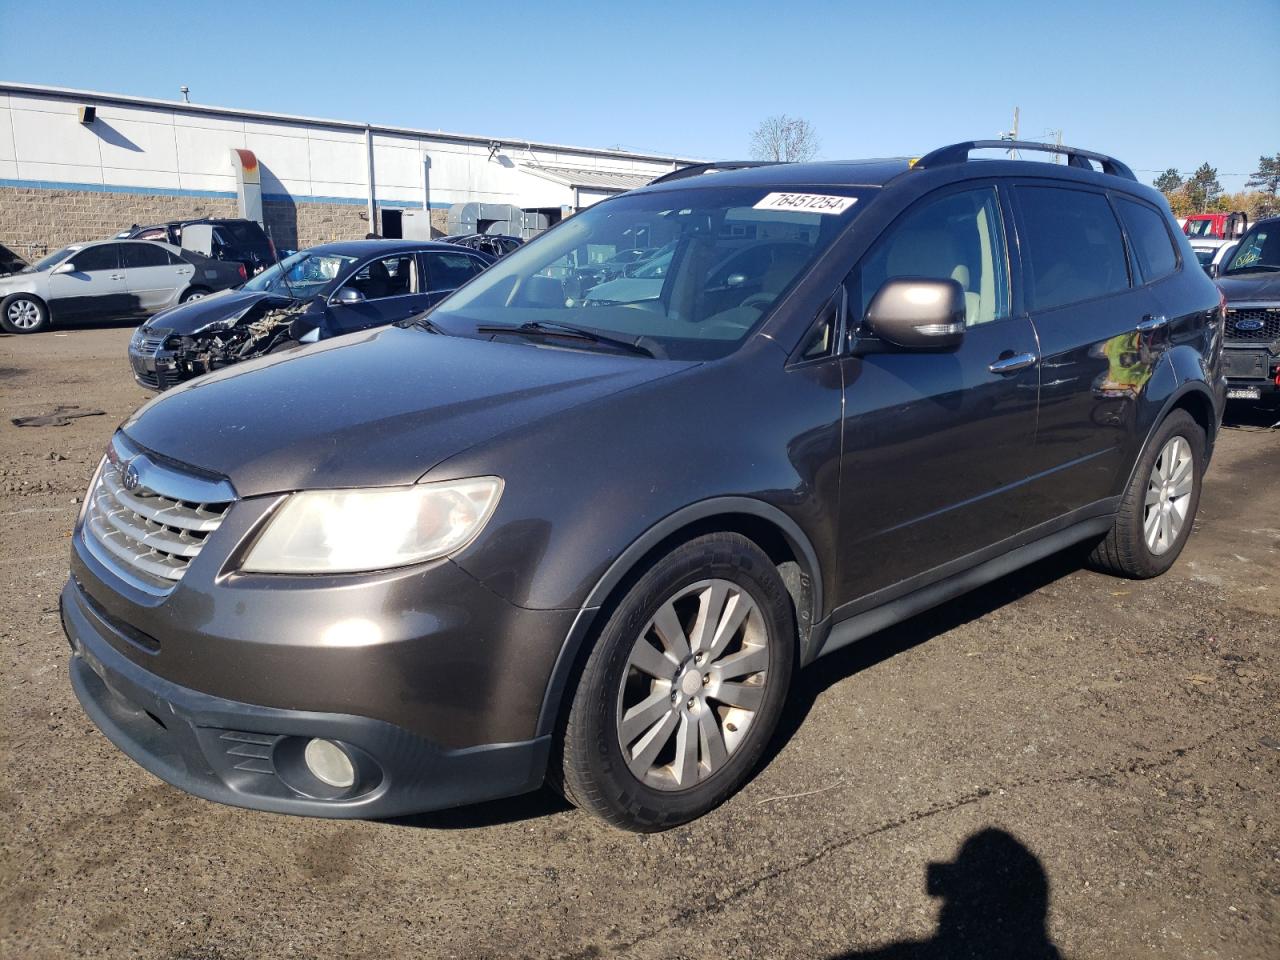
1,324,1277,960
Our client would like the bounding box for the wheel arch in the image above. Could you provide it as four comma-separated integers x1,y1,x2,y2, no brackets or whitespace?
534,497,824,738
1121,379,1219,497
181,284,212,302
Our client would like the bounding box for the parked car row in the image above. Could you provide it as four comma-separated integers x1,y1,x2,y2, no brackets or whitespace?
0,240,246,334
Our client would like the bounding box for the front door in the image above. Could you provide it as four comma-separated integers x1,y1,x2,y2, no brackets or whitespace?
123,242,193,313
45,243,128,321
835,184,1041,608
327,252,430,334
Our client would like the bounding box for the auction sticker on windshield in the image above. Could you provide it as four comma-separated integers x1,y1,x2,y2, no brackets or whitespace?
753,192,858,214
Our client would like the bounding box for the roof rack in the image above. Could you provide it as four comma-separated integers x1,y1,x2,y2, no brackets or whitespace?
913,140,1136,181
648,161,780,185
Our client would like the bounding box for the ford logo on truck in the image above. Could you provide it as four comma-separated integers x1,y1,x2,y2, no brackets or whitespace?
1234,318,1264,332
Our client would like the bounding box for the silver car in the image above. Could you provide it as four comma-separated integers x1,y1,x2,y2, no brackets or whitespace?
0,239,245,334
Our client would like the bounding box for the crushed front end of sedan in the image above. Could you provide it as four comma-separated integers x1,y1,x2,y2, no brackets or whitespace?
132,295,313,389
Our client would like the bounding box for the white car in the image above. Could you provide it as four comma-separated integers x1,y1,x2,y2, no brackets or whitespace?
1188,237,1240,277
0,239,244,334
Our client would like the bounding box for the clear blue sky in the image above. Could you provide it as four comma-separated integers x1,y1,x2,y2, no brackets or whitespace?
3,0,1277,190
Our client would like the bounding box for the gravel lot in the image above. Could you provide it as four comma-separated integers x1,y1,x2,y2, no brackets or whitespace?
1,324,1277,959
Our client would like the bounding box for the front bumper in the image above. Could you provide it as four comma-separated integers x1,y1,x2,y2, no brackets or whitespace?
63,577,551,817
1222,342,1280,396
127,342,188,392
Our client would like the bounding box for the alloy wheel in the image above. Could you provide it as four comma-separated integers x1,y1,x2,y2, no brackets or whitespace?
1143,435,1194,556
615,578,770,790
6,299,41,330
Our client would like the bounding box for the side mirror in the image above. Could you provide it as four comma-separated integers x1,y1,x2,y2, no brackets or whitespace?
335,287,366,305
52,261,76,275
865,277,966,350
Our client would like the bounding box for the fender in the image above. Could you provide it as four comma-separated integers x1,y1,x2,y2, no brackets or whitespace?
534,496,825,737
1119,375,1220,497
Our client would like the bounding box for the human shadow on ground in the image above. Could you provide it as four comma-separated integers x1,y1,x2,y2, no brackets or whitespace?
830,828,1063,959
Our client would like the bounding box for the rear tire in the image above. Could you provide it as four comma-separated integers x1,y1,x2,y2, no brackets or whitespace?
1088,409,1205,578
1,294,49,334
557,533,794,831
180,286,211,303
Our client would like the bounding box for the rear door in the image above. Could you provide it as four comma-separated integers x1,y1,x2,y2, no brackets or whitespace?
835,183,1042,604
122,242,193,313
420,249,489,306
327,252,428,334
44,243,129,320
1010,183,1160,527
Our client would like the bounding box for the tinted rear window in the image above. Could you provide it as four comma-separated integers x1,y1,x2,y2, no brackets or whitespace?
223,222,271,252
1016,187,1130,311
122,243,170,268
1117,199,1178,282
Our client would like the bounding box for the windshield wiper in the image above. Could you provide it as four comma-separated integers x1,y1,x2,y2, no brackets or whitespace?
476,320,658,358
399,314,447,334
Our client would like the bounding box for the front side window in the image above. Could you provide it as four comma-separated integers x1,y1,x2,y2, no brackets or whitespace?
243,251,358,299
1016,186,1130,312
71,245,122,273
1117,199,1178,282
853,187,1009,327
431,185,868,360
344,254,418,300
1222,226,1279,275
122,243,170,269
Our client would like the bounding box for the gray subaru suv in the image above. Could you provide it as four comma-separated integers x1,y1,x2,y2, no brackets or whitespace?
62,141,1226,831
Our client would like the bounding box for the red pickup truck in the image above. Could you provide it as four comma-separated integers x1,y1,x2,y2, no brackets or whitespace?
1184,211,1248,240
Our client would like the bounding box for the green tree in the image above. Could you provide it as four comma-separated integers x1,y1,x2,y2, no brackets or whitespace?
1245,153,1280,197
1185,163,1223,212
1153,168,1183,194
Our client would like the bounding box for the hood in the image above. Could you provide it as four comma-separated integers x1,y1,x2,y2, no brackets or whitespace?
144,289,297,335
121,325,690,496
1218,272,1280,303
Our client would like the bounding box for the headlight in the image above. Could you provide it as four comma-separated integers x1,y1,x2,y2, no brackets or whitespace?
241,477,503,574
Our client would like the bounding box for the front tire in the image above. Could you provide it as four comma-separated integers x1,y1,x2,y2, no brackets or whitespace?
1089,409,1205,578
558,533,795,831
1,294,49,334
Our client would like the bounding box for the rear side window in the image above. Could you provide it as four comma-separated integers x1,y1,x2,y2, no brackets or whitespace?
224,222,271,254
1015,187,1130,312
423,252,485,291
1117,199,1178,282
71,245,121,272
122,243,170,269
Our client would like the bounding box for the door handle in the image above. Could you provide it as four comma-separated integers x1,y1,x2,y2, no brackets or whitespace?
989,352,1038,375
1136,314,1168,332
110,273,125,280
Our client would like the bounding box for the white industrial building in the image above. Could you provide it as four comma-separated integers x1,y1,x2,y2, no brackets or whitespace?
0,82,697,253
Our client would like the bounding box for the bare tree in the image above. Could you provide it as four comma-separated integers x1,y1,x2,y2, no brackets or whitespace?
749,115,820,163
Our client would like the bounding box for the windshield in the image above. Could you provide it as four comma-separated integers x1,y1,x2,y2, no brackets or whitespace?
432,186,867,359
243,250,359,297
1222,225,1280,274
24,247,76,273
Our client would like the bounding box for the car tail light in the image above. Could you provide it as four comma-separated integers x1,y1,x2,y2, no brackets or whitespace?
237,263,247,281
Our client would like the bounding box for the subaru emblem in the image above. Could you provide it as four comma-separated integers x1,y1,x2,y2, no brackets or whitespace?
119,459,141,492
1234,318,1264,332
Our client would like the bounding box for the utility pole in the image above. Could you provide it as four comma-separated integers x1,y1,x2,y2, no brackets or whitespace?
999,107,1020,159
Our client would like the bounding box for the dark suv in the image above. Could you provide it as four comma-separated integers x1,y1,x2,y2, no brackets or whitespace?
62,141,1225,831
1214,216,1280,401
117,218,275,276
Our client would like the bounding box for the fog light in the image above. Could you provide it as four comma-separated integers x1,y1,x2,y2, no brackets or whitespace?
303,738,355,788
